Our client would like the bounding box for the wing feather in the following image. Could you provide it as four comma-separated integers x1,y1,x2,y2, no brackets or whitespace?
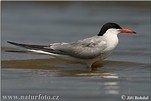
7,36,107,59
50,36,107,59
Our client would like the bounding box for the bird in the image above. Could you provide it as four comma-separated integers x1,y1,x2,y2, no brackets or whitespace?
7,22,136,69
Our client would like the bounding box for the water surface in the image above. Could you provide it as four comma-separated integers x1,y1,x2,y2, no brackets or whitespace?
1,2,151,101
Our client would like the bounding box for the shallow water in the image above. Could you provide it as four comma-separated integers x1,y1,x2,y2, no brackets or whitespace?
1,2,151,101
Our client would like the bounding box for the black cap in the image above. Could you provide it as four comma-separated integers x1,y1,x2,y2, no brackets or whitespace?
98,22,122,36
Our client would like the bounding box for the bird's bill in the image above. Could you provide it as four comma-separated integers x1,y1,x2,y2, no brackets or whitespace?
118,29,136,34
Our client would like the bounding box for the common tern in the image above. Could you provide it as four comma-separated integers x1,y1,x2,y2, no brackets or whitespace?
7,22,136,68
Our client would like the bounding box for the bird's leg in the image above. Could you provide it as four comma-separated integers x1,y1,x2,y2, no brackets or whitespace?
86,63,92,71
87,63,98,71
87,61,103,71
88,65,93,71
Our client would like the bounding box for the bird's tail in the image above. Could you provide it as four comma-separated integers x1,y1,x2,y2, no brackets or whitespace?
7,41,48,50
7,41,56,55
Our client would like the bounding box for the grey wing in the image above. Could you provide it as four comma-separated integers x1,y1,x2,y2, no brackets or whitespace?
7,37,107,59
50,36,107,59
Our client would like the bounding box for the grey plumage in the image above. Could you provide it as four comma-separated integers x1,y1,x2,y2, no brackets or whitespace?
7,36,107,59
6,22,136,68
50,36,107,59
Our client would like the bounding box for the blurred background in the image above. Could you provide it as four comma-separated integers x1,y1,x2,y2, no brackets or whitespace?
1,1,151,101
2,1,150,62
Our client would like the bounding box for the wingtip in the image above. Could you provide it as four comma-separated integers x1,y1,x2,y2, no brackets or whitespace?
7,41,12,43
7,41,15,45
7,41,14,44
7,41,21,46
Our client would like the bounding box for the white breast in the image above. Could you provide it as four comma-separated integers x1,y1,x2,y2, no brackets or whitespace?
100,29,119,59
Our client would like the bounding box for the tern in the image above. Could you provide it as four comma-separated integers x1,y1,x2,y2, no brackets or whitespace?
7,22,136,68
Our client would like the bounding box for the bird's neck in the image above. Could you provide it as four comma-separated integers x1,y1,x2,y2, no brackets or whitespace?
103,33,119,52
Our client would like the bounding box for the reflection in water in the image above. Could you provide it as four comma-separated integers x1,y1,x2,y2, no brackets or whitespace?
2,57,147,77
2,58,114,74
2,57,150,98
2,46,150,98
2,57,121,96
1,2,150,100
104,82,119,94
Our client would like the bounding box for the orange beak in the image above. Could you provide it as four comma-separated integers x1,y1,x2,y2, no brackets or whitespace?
118,29,136,34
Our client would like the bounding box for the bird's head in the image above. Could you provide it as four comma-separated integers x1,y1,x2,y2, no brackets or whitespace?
98,22,136,36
